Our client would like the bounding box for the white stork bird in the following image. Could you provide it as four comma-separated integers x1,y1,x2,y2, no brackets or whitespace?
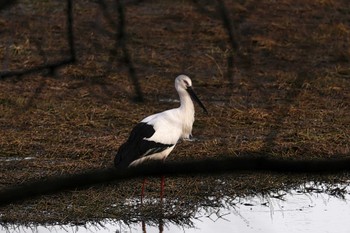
114,74,208,202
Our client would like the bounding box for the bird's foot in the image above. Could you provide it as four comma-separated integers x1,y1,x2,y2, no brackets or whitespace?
183,137,198,142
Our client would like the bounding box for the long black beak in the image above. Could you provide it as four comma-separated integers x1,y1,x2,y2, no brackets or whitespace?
186,86,208,114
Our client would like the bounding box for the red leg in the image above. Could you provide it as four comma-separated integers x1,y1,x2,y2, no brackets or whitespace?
160,175,165,202
141,178,147,204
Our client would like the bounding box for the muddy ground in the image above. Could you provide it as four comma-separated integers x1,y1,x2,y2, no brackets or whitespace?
0,0,349,225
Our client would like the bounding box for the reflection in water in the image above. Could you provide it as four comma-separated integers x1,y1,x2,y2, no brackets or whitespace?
141,203,164,233
1,182,350,233
141,219,163,233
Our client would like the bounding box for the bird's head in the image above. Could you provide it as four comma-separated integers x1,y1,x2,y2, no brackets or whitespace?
175,74,192,92
175,75,208,114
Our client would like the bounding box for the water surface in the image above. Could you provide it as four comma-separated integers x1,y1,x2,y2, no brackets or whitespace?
2,182,349,233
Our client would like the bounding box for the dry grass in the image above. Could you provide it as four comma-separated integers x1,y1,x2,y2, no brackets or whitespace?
0,0,349,225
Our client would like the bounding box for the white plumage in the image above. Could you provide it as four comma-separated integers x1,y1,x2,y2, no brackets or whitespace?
114,74,207,168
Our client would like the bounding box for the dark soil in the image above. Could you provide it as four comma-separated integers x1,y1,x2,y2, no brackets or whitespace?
0,0,349,225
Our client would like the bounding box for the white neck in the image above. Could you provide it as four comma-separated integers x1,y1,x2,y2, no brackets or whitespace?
178,91,195,138
179,92,194,113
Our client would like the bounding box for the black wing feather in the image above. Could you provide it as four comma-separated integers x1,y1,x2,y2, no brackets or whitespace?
114,122,173,168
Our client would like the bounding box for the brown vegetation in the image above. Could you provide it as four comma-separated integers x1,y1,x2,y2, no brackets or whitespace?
0,0,349,224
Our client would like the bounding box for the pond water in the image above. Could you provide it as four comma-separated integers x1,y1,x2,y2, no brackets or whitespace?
1,182,349,233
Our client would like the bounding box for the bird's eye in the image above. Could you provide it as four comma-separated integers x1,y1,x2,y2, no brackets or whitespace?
184,80,189,86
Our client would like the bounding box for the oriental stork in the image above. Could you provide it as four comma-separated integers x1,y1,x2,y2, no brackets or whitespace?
114,74,208,202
